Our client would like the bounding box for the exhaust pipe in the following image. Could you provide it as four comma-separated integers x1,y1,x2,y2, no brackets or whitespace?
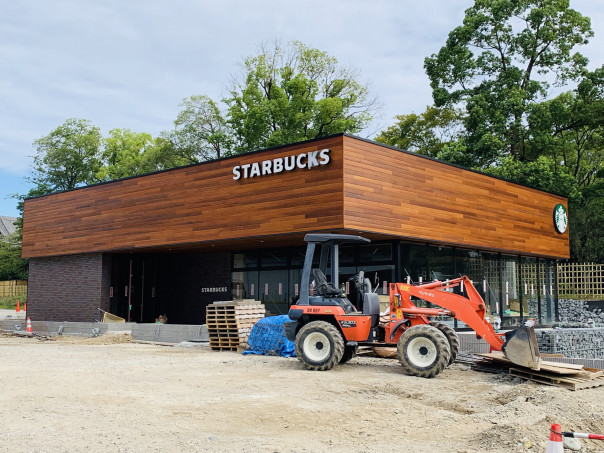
502,325,542,370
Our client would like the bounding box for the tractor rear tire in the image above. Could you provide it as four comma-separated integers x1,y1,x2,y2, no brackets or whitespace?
295,321,345,371
397,325,451,378
339,345,358,364
431,322,460,366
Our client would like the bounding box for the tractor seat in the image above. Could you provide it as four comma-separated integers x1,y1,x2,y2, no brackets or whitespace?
312,268,341,296
362,292,381,327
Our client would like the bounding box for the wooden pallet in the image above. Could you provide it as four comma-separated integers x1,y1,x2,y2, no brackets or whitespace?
509,368,604,391
206,302,265,351
475,352,604,390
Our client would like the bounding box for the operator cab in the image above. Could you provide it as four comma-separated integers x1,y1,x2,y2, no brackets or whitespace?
290,233,381,325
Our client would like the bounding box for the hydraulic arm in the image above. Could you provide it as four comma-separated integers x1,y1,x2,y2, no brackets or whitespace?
389,276,541,370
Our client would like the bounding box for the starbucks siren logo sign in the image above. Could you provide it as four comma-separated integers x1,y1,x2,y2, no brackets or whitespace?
553,204,568,234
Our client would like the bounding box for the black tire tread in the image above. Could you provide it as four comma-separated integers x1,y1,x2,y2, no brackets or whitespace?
339,345,358,364
295,321,345,371
397,324,451,378
431,322,460,366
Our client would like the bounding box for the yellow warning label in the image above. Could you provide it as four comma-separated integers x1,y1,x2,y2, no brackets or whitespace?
396,308,402,319
401,285,410,292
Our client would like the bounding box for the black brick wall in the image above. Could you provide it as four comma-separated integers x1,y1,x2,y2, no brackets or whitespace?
27,253,110,322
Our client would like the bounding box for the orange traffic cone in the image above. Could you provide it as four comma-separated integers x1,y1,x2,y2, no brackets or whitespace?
546,423,564,453
24,302,27,312
16,300,20,312
26,317,32,335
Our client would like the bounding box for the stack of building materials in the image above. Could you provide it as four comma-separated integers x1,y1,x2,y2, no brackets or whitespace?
475,352,604,391
206,300,266,351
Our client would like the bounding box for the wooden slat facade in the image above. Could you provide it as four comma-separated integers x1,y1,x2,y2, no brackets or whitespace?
22,134,569,259
342,136,569,258
22,136,345,258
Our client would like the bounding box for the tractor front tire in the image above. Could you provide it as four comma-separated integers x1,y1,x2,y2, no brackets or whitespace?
339,345,358,364
397,325,451,378
295,321,345,371
431,322,460,366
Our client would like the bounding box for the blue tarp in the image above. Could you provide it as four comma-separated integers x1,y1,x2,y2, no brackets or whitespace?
242,315,296,357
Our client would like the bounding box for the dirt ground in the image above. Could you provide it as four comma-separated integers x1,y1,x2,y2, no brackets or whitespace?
0,334,603,453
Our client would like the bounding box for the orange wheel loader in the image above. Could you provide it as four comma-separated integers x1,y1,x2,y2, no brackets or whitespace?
285,233,542,378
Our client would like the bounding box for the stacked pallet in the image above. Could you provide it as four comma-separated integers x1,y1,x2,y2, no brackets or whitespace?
206,301,266,351
476,352,604,391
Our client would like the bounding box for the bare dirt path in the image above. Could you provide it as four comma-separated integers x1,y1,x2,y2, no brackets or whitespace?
0,335,602,453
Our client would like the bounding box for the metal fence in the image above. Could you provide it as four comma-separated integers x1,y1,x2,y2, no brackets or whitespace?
0,280,27,297
558,263,604,299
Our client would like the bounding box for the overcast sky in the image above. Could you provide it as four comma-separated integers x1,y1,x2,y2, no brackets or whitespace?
1,0,602,217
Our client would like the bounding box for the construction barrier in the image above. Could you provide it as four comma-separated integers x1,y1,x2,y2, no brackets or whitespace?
546,424,563,453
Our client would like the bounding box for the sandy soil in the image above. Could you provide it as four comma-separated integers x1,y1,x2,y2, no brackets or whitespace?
0,334,603,453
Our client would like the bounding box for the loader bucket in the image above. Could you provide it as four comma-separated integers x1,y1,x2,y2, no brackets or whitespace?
501,325,542,370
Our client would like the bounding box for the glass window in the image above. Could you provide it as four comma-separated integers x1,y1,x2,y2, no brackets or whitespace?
456,249,482,283
501,254,520,327
290,248,306,267
290,247,320,268
427,246,455,323
453,249,483,328
542,259,556,324
400,243,429,284
261,250,289,268
429,246,454,281
360,243,392,263
481,253,501,320
339,245,355,264
360,265,395,296
288,268,302,305
231,271,258,300
233,253,258,269
454,250,500,324
360,264,395,313
259,269,289,315
521,256,539,321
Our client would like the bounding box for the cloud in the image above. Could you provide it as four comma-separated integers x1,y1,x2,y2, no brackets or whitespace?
0,0,602,178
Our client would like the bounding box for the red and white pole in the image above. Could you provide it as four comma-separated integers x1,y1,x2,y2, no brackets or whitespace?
562,431,604,441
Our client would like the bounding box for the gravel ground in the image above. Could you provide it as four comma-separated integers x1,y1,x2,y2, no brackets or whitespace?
0,334,603,453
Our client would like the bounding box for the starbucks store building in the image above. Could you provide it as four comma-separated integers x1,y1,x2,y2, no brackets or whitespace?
21,134,569,329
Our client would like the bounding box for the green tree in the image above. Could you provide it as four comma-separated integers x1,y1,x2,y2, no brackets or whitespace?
225,41,377,153
0,232,27,280
486,155,579,199
424,0,593,168
570,168,604,262
375,106,464,158
97,129,183,181
166,95,234,163
527,67,604,188
31,118,103,191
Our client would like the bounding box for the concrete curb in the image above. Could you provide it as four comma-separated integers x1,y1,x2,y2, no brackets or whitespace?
131,324,208,343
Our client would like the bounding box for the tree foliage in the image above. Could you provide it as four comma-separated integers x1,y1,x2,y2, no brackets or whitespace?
569,168,604,262
375,106,464,158
97,129,182,181
380,1,603,261
166,95,234,163
31,118,103,192
424,0,593,167
0,232,27,280
5,41,377,280
225,41,376,153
